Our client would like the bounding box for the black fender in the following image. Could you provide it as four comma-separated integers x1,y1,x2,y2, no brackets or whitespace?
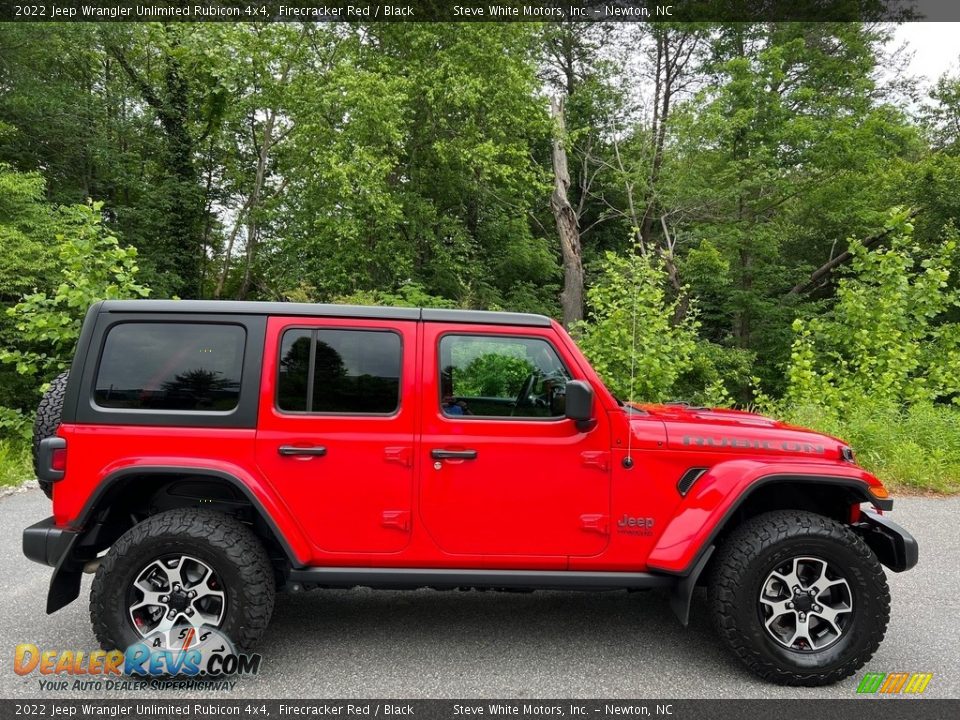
662,473,902,625
24,465,302,613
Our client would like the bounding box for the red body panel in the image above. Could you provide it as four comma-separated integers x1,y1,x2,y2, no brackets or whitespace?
255,316,419,560
53,424,313,564
418,322,612,566
52,315,890,575
645,459,881,572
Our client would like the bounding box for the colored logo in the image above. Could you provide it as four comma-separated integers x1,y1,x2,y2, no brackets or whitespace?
856,672,933,695
14,625,261,678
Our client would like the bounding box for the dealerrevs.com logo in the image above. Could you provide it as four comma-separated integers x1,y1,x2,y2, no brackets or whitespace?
857,672,933,695
14,626,261,691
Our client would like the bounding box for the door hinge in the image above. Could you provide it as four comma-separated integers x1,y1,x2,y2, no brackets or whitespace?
580,513,609,535
581,451,610,472
384,446,412,467
381,510,411,532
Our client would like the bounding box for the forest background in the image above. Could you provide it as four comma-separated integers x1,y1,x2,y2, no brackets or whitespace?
2,21,960,493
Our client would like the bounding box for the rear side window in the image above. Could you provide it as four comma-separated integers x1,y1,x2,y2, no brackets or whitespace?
277,328,401,414
94,323,246,412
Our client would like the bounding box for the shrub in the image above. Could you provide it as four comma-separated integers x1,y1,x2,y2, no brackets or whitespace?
0,439,31,488
1,201,150,385
784,400,960,494
575,250,699,402
785,210,960,410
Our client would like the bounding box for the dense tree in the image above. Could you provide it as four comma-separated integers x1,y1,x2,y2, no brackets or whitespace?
0,19,957,418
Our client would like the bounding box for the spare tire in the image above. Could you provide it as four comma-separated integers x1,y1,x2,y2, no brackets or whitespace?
32,371,69,500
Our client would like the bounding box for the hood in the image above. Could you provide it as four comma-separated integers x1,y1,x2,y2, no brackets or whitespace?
632,402,848,461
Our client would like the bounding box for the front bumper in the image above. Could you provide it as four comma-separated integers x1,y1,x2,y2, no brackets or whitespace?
857,510,919,573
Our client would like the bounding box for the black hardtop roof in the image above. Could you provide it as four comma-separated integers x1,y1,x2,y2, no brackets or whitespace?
97,300,553,328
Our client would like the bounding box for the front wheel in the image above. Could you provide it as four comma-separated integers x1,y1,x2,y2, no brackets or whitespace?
90,508,275,653
709,509,890,686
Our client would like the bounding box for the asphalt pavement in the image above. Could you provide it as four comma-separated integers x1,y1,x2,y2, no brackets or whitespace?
0,484,957,699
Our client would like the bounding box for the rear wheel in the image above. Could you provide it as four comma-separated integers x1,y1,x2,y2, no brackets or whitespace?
709,509,889,686
90,508,275,652
32,371,69,500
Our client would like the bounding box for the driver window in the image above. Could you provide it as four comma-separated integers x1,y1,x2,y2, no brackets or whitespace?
438,335,571,419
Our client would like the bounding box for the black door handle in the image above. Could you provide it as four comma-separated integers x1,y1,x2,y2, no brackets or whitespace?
278,445,327,457
431,449,478,460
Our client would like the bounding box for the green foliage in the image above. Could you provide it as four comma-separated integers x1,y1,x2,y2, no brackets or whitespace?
785,211,960,410
0,406,31,443
0,161,55,300
785,401,960,495
675,342,756,408
1,202,149,383
923,71,960,154
2,22,960,492
452,352,534,398
0,439,31,488
662,23,921,398
575,250,699,402
333,283,459,309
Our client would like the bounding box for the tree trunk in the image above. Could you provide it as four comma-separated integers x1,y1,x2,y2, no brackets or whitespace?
786,208,919,296
549,97,583,328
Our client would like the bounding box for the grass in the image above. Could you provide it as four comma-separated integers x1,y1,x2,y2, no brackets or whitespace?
0,439,32,488
785,402,960,495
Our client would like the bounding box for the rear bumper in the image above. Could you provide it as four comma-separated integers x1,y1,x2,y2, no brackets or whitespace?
23,517,84,614
857,510,919,573
23,516,77,568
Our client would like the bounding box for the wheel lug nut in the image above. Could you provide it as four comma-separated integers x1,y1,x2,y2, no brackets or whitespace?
188,591,196,598
186,609,194,616
160,595,168,602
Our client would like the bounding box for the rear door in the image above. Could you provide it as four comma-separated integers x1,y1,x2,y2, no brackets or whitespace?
255,316,417,555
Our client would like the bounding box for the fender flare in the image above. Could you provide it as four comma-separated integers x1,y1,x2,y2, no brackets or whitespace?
652,462,892,572
660,470,891,625
45,465,309,614
75,465,308,566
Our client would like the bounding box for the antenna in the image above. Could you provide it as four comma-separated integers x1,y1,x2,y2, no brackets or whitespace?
623,242,640,470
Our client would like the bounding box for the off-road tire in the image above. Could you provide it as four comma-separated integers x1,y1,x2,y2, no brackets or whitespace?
32,371,69,500
708,509,890,686
90,508,275,652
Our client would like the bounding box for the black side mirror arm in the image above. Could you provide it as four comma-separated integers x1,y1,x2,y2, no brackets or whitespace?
575,418,598,433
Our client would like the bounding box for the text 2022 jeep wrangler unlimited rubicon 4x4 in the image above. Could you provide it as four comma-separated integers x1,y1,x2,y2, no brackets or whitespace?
24,300,917,685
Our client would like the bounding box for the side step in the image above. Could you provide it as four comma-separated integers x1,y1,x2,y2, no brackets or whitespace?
287,566,675,592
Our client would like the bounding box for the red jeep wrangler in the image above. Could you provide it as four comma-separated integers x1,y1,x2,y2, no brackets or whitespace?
24,300,917,685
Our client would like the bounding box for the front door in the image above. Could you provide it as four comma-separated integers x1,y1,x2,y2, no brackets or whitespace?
256,316,416,555
419,325,611,559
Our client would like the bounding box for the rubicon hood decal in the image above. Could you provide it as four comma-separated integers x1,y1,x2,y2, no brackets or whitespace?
682,434,825,454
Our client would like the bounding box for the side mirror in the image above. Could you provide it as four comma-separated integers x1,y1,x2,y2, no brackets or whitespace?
565,380,596,431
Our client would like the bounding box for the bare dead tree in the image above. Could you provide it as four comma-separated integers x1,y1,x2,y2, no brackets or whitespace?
550,96,584,328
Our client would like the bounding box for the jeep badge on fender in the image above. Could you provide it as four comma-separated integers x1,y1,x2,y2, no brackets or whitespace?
23,300,918,685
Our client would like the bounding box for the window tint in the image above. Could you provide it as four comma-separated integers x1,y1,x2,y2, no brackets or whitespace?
439,335,571,419
277,328,401,414
95,323,245,411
